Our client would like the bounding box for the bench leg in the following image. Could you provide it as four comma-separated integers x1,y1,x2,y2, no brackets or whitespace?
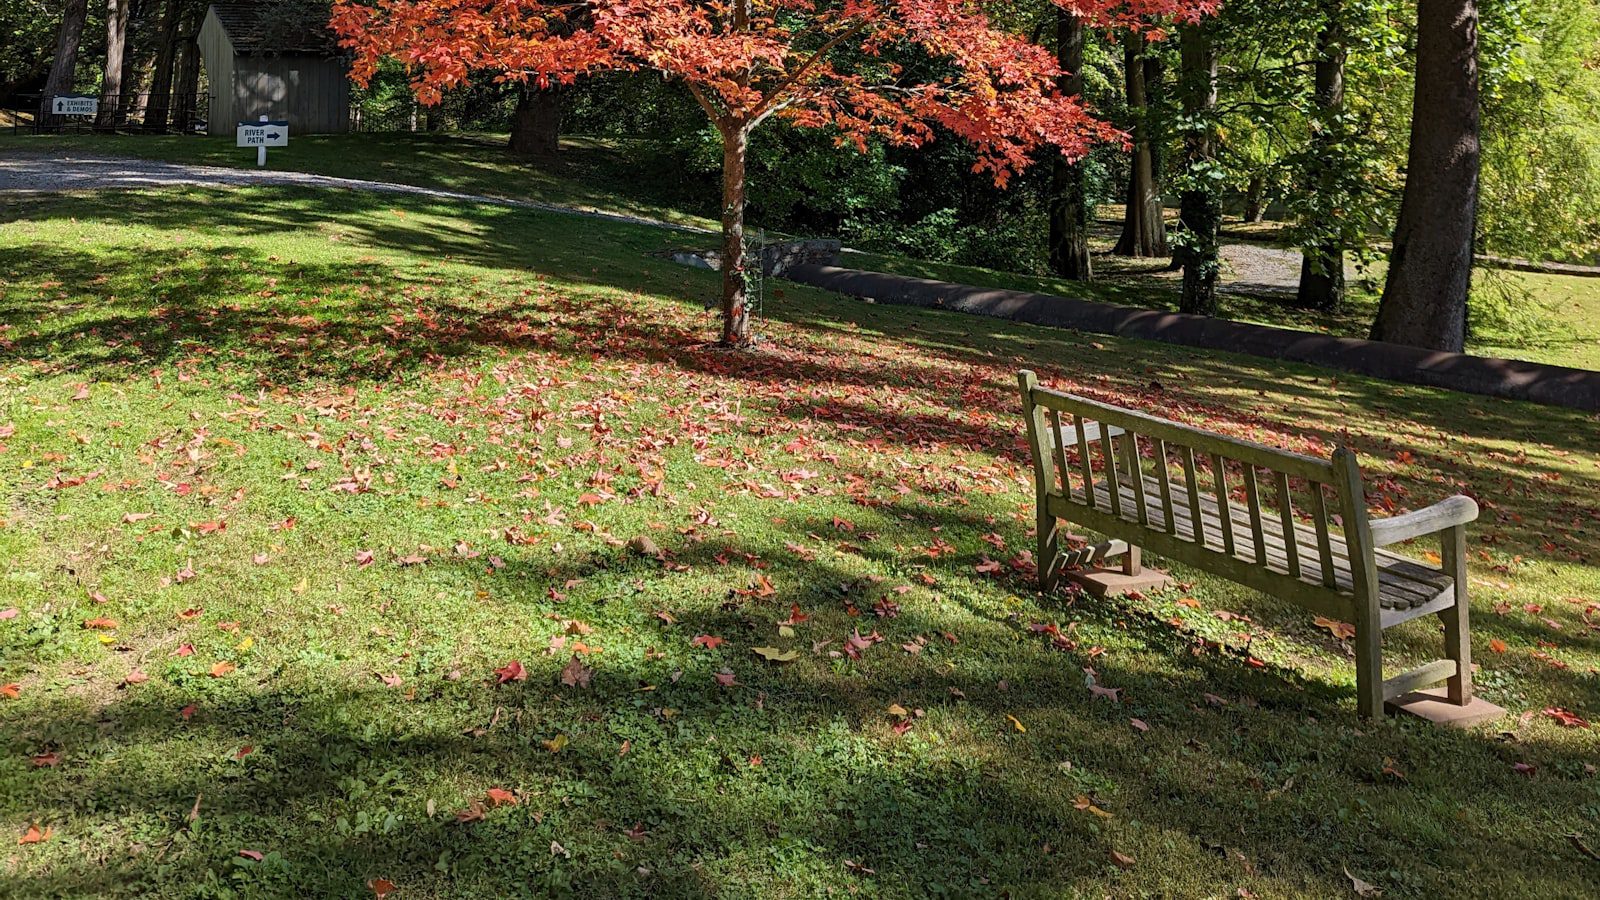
1038,509,1062,594
1354,626,1384,719
1121,545,1142,577
1439,524,1473,705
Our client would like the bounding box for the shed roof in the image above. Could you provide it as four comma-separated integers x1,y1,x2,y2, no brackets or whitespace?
209,2,343,57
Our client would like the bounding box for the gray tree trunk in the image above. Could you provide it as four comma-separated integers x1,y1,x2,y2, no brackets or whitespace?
1176,25,1220,315
509,85,562,157
719,122,753,348
1371,0,1479,351
39,0,90,129
142,0,181,132
1114,30,1167,257
96,0,131,129
1048,9,1092,280
1297,14,1349,310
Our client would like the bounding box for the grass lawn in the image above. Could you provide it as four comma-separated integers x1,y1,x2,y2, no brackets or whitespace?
2,186,1598,898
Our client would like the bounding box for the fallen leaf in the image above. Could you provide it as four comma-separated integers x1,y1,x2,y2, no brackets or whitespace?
752,646,800,663
492,660,526,685
1109,849,1135,869
209,661,236,678
238,849,264,862
542,734,569,753
559,655,593,688
369,877,398,898
691,634,726,649
1489,638,1508,654
1543,707,1591,728
83,617,117,630
1344,867,1381,896
485,788,517,807
1006,714,1027,733
18,824,51,845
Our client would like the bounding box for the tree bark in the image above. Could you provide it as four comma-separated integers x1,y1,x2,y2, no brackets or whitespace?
143,0,182,132
39,0,90,129
1244,174,1265,222
719,123,754,348
96,0,131,129
1371,0,1479,351
1176,24,1220,316
1297,14,1349,310
1114,30,1167,257
1048,9,1093,280
509,84,562,157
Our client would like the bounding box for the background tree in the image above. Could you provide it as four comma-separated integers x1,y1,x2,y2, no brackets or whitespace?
1371,0,1479,350
1112,28,1168,257
1172,20,1219,314
38,0,89,128
1047,7,1092,279
95,0,129,128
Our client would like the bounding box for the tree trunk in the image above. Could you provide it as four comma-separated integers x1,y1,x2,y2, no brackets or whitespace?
170,2,205,133
509,84,562,157
1048,9,1093,280
1244,174,1265,222
1176,25,1220,316
1297,15,1349,310
1114,30,1167,257
142,0,181,132
97,0,131,129
719,124,754,348
1371,0,1479,351
38,0,90,129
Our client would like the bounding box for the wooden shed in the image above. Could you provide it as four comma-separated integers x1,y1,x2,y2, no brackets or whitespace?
198,3,351,135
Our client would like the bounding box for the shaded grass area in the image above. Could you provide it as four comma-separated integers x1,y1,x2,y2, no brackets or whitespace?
0,188,1598,898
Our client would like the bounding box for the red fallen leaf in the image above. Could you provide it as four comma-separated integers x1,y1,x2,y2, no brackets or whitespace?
1544,707,1591,728
237,849,264,861
174,564,196,583
369,877,398,898
174,643,195,657
272,518,297,532
83,617,118,630
18,824,51,845
691,634,726,649
355,549,375,567
0,608,18,620
178,608,203,620
195,520,226,534
122,670,149,686
484,787,518,807
714,669,737,687
1,683,20,700
559,654,593,688
455,801,486,824
780,603,810,625
892,718,914,735
179,704,198,721
235,745,255,759
974,557,1002,574
1489,638,1508,654
31,752,61,767
576,492,609,507
209,661,236,678
492,660,527,684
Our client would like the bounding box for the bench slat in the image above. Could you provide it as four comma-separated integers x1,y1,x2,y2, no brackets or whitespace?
1154,439,1175,535
1047,408,1072,500
1072,414,1095,512
1243,465,1267,565
1212,453,1236,555
1100,423,1123,519
1125,433,1150,528
1310,485,1337,588
1276,471,1301,580
1180,446,1204,546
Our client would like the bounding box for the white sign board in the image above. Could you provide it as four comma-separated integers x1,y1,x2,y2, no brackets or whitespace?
52,95,98,117
236,121,289,148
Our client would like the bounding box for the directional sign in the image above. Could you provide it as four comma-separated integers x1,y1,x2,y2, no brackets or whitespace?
236,121,289,148
52,95,98,117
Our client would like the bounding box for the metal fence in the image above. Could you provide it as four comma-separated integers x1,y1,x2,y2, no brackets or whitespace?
8,92,209,135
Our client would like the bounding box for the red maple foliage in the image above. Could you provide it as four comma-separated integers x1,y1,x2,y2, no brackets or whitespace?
331,0,1214,347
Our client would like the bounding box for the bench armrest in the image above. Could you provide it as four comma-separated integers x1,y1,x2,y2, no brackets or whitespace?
1368,495,1479,548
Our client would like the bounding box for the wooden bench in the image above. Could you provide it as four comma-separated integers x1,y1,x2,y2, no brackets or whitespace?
1017,370,1486,719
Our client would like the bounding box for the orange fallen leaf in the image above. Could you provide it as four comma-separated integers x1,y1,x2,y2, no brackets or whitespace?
18,824,51,845
1489,638,1508,654
209,661,236,678
369,878,397,898
83,617,118,630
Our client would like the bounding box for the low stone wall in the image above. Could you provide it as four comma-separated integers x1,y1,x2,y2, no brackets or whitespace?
661,239,841,277
783,264,1600,412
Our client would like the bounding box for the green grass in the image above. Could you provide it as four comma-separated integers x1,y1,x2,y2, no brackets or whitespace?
2,187,1598,898
6,129,1597,370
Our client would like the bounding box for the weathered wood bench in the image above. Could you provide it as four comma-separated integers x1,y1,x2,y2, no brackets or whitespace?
1017,370,1487,719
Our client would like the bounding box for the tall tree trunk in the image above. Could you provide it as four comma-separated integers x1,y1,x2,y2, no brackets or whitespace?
1048,9,1093,280
142,0,181,132
170,2,204,133
509,84,562,157
1297,14,1349,310
1176,24,1220,315
38,0,90,129
97,0,131,129
719,123,753,348
1114,30,1167,257
1244,174,1266,222
1371,0,1479,351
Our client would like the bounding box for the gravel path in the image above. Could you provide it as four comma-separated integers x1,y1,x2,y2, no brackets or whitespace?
0,151,710,234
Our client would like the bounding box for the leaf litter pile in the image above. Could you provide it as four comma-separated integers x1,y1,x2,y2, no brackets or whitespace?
1,188,1597,897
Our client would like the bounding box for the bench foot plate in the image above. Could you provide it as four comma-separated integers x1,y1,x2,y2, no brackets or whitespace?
1066,566,1173,598
1385,688,1506,727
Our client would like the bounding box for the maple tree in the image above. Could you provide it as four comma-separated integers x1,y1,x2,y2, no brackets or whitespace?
331,0,1212,348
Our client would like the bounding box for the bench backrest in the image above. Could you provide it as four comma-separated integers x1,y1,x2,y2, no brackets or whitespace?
1018,371,1376,598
